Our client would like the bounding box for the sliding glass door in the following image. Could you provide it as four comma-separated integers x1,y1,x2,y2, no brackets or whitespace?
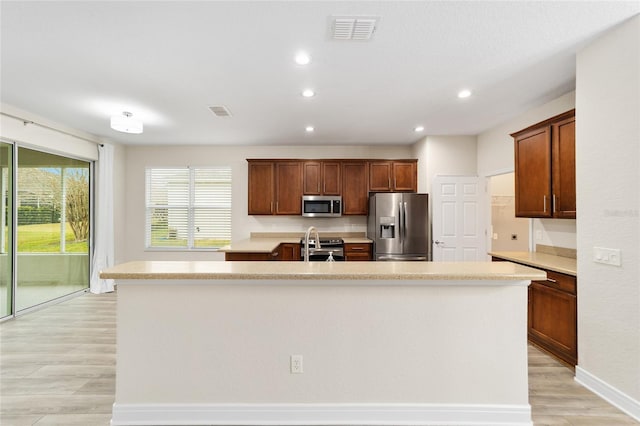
15,147,90,311
0,142,13,318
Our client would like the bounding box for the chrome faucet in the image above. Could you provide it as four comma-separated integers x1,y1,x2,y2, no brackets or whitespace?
304,226,321,262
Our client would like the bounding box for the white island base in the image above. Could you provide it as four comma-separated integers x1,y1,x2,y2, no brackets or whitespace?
102,261,544,426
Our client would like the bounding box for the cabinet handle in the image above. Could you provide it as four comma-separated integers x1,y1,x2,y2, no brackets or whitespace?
270,202,273,213
272,252,279,257
547,278,557,283
543,195,547,213
388,177,391,188
351,247,364,251
276,201,279,212
553,194,557,213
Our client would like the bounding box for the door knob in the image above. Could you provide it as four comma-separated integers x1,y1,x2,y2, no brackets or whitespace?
434,240,444,246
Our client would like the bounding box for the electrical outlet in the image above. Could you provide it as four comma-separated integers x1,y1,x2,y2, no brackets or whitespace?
290,355,303,374
593,247,622,266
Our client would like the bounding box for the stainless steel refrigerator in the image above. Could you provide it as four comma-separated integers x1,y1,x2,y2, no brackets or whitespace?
367,193,430,261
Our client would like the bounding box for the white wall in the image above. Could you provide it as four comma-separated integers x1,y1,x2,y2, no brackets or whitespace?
0,103,100,161
476,91,575,177
476,92,577,250
123,145,412,261
489,173,529,252
412,135,477,194
575,14,640,414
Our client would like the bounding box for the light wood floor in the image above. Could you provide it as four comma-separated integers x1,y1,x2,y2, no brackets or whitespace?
1,291,637,426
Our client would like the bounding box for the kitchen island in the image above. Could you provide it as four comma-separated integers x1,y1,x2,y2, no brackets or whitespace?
101,261,545,426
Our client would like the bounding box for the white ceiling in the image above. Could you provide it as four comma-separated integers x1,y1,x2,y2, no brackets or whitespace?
1,1,638,146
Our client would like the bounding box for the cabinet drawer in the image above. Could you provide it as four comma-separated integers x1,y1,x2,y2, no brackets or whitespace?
345,243,372,253
535,270,576,295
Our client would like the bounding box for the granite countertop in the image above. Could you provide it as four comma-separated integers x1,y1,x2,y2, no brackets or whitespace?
488,251,577,276
219,234,372,253
100,260,545,282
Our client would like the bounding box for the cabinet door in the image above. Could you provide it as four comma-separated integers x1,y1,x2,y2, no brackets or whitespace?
528,281,577,366
342,162,369,215
303,161,321,195
272,243,301,261
303,161,341,195
248,162,274,215
275,162,302,215
514,127,552,217
369,161,392,192
552,117,576,218
393,161,417,192
322,162,341,195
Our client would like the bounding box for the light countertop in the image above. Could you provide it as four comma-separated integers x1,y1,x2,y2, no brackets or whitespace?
100,260,545,282
219,236,372,253
488,251,577,276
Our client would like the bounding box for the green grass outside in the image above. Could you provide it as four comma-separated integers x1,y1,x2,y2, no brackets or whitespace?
7,223,88,253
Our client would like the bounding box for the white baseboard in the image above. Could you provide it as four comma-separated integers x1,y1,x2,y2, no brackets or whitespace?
111,402,532,426
575,366,640,421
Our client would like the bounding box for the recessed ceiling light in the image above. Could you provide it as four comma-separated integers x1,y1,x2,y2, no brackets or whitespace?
302,89,315,98
458,89,472,99
305,126,315,132
295,52,311,65
414,126,425,132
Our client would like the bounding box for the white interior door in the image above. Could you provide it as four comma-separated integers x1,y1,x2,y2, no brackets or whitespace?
432,176,488,261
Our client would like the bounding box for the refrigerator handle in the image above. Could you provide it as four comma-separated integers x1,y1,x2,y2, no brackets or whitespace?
398,202,404,242
403,202,408,240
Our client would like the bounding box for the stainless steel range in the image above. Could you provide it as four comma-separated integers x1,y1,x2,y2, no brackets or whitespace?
299,238,345,261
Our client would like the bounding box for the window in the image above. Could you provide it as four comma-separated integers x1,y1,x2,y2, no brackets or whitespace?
145,167,231,250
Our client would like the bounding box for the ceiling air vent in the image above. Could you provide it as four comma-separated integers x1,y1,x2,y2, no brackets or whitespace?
331,16,379,41
209,105,232,117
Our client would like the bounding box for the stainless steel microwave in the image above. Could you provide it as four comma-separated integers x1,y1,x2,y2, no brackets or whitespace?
302,195,342,217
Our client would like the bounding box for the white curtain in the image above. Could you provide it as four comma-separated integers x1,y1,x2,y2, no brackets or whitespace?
90,143,115,293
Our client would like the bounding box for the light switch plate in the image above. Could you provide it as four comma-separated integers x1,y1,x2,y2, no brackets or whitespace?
593,247,622,266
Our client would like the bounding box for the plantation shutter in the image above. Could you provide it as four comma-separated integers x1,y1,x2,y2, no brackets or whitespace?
146,167,231,249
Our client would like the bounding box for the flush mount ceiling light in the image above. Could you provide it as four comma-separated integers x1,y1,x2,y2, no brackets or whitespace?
457,89,472,99
302,89,315,98
414,125,425,132
295,51,311,65
305,126,315,133
110,111,143,134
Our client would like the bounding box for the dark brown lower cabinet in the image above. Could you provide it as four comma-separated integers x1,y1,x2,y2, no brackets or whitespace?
225,252,274,261
273,243,301,261
344,243,372,261
528,270,577,366
225,243,301,261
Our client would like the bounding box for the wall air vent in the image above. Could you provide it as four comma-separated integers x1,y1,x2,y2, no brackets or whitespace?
209,106,232,117
331,16,379,41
